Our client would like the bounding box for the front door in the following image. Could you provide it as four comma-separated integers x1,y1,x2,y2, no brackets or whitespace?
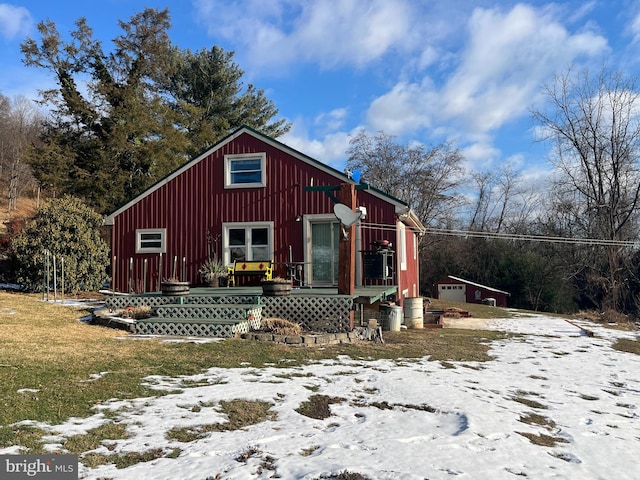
310,221,340,285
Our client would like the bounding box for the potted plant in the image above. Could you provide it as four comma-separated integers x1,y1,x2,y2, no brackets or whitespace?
261,277,292,296
161,277,190,296
199,258,228,287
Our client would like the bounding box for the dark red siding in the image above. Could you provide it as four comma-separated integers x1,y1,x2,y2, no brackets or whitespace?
436,277,509,307
109,131,407,293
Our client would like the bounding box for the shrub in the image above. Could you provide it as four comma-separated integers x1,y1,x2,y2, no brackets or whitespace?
12,195,109,292
261,317,302,335
577,309,637,330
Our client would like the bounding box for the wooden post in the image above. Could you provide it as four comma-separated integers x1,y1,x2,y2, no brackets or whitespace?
112,256,117,293
53,254,57,302
143,259,148,293
129,257,134,293
337,183,356,296
61,257,64,304
337,183,356,329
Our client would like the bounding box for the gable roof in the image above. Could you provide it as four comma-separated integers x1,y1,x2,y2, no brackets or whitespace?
104,125,423,231
441,275,510,296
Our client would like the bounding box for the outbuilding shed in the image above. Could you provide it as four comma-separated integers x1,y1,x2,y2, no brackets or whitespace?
436,275,510,307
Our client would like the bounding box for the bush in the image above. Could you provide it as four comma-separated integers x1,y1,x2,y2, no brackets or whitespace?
12,195,109,292
576,309,637,330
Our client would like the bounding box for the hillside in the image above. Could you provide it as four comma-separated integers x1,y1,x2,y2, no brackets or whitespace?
0,195,37,234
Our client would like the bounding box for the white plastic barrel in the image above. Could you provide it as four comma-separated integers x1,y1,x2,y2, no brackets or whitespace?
404,297,424,329
388,306,403,331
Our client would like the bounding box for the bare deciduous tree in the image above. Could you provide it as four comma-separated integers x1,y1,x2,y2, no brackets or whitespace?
467,163,538,234
532,67,640,311
0,94,39,212
346,130,465,233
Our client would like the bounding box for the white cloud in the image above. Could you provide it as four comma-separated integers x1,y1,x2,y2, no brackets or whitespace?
631,11,640,43
280,122,352,170
565,0,597,25
193,1,611,173
442,4,608,132
365,3,609,166
0,3,31,39
519,163,554,193
194,0,415,70
314,108,348,132
461,140,501,171
367,80,436,135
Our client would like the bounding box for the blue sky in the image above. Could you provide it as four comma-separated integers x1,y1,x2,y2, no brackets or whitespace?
2,0,639,180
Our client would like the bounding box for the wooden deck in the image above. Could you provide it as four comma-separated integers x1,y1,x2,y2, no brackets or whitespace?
102,285,397,336
185,285,398,305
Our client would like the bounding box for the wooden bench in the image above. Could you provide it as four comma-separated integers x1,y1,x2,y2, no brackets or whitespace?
227,260,273,287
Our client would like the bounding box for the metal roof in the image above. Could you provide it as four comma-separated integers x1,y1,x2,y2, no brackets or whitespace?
444,275,510,295
104,125,423,229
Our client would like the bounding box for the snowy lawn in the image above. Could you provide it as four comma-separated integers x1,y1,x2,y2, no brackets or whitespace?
5,313,638,479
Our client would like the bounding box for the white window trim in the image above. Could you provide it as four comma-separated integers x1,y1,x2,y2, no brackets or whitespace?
398,222,407,271
135,228,166,254
303,214,343,286
224,152,267,189
222,221,274,265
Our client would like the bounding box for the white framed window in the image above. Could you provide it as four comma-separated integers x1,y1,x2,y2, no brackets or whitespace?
223,222,274,264
224,153,266,188
136,228,166,254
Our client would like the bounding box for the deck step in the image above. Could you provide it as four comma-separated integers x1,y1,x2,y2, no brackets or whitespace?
105,294,260,311
155,303,262,321
136,317,253,338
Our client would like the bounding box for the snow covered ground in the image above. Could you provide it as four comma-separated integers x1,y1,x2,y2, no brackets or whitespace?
6,313,640,479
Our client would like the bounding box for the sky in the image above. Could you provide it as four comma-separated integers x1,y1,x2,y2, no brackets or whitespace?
2,311,639,479
1,1,640,180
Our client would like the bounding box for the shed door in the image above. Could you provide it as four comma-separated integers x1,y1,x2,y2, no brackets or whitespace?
438,284,466,303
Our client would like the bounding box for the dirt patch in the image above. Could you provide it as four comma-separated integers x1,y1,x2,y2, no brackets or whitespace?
440,317,494,330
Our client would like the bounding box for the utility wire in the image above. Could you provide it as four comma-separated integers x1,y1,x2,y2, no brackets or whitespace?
421,227,639,247
358,222,638,247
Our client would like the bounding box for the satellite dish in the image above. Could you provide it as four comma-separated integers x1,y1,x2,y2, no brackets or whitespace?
334,203,359,227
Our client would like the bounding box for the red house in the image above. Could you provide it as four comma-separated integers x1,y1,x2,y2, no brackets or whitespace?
436,275,510,307
104,126,425,304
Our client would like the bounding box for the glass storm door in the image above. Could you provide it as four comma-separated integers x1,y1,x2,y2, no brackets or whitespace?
311,221,340,285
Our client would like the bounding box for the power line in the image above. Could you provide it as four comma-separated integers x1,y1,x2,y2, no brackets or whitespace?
360,221,638,247
422,227,639,247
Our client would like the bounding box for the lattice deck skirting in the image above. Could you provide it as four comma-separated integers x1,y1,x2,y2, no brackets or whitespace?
136,318,250,338
262,295,353,332
105,294,259,311
104,292,353,336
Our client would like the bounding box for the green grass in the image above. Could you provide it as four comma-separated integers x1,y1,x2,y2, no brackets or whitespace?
81,447,174,469
518,412,556,430
428,298,519,319
515,431,569,447
166,400,276,442
612,338,640,355
0,291,508,453
295,395,346,419
511,391,548,410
